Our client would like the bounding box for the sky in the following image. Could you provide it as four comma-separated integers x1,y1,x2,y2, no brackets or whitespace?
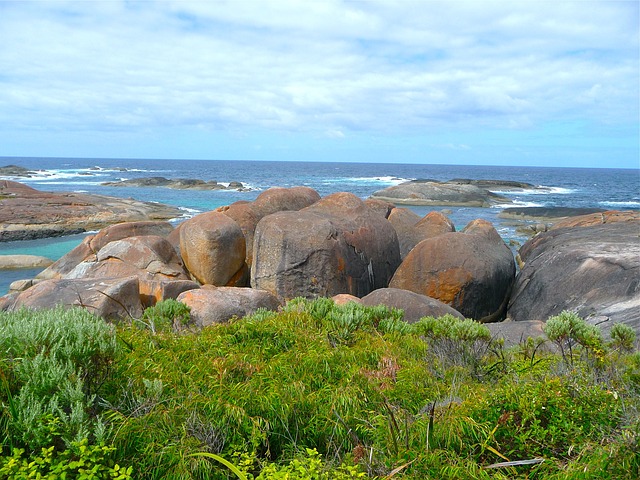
0,0,638,168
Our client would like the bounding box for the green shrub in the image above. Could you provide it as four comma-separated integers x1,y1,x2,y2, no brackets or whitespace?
0,438,132,479
140,299,192,333
543,311,604,368
411,314,494,375
0,307,119,452
610,323,637,353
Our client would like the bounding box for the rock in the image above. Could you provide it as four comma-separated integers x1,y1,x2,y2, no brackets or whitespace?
38,221,176,280
8,279,41,293
180,212,247,286
38,236,96,280
370,180,511,207
251,186,321,218
220,186,320,266
331,294,363,305
388,209,455,259
252,192,401,301
485,320,548,349
551,210,639,229
390,219,515,322
9,276,143,320
0,180,183,241
0,254,53,269
508,220,640,335
364,198,395,219
361,288,464,323
89,220,175,252
447,179,541,191
102,177,250,191
176,286,281,326
64,235,191,307
0,165,40,177
499,206,609,222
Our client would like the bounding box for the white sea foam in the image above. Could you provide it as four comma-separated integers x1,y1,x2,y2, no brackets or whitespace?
599,201,640,208
491,200,545,209
495,186,575,195
347,176,411,185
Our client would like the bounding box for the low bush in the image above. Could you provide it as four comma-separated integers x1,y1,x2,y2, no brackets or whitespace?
2,300,638,479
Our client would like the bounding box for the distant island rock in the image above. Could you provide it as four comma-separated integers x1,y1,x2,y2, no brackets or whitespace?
370,179,513,207
0,180,183,241
0,164,41,177
102,176,251,191
499,206,609,221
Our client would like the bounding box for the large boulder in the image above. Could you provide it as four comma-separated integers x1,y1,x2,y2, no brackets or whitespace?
507,219,640,335
64,235,192,306
485,320,548,349
179,212,247,287
361,288,464,323
8,276,143,320
370,180,510,207
220,186,321,266
390,219,515,322
388,209,455,259
37,221,175,280
176,286,280,326
252,192,401,301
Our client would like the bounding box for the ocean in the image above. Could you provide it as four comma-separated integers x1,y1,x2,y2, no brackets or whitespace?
1,157,639,295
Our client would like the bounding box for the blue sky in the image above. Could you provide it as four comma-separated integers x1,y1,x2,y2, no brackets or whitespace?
0,0,638,168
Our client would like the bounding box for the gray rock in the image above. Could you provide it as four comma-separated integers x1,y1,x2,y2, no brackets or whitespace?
361,288,464,323
0,254,53,269
370,180,510,207
252,192,401,301
508,221,640,335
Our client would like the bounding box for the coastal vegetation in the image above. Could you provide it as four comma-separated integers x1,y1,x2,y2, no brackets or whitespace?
1,300,638,479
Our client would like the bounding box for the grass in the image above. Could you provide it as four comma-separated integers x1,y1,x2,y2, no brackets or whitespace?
1,300,639,479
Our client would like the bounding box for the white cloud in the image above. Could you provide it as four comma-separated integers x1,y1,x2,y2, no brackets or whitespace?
0,0,637,139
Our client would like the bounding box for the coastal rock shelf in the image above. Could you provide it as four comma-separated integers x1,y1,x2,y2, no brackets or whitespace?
0,180,183,241
102,176,250,191
370,179,519,207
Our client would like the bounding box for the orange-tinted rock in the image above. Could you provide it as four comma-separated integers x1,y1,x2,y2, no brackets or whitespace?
176,286,280,326
389,208,455,259
10,276,143,320
390,220,515,322
332,294,363,306
180,212,247,286
551,210,639,229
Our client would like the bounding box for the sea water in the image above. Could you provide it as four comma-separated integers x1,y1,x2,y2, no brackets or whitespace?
1,157,639,295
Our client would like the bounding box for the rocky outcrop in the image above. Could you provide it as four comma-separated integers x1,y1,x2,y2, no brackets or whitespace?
219,186,321,266
388,209,455,259
179,212,248,287
551,210,639,229
390,219,515,322
485,321,548,349
0,255,53,269
8,276,144,320
0,165,40,177
64,235,192,307
252,192,401,301
508,217,640,334
176,286,280,326
499,207,609,222
447,179,542,191
370,180,511,207
102,177,250,191
361,288,464,323
37,221,175,280
0,180,182,241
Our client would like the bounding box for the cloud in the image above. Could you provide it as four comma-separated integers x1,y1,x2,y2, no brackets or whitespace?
0,0,637,141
